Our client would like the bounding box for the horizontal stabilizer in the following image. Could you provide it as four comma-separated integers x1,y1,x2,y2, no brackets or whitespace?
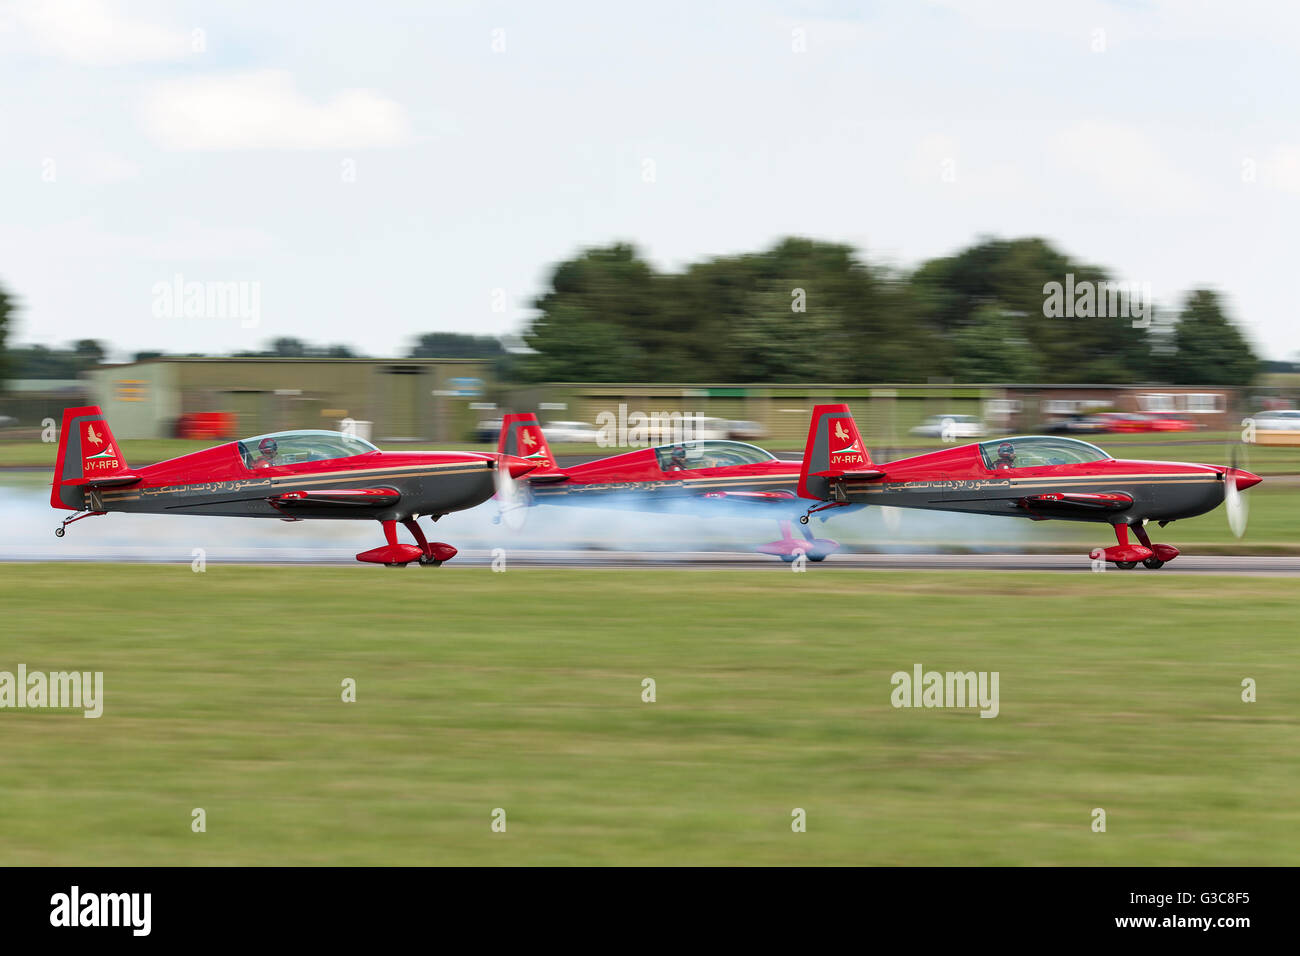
271,488,401,507
62,473,142,488
812,469,885,481
527,472,570,484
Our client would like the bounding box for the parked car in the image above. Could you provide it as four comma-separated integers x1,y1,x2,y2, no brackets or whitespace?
474,418,502,443
1249,409,1300,431
725,420,767,441
1144,415,1201,432
542,420,600,443
1095,412,1200,433
909,414,986,439
0,415,17,429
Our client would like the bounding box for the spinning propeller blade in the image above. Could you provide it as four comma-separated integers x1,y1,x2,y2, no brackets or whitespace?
1225,442,1250,539
494,455,530,531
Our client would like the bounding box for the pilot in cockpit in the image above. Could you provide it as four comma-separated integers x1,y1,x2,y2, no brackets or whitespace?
993,442,1016,470
252,437,279,469
665,444,688,471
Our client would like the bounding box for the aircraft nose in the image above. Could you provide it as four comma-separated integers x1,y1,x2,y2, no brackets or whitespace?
501,455,537,479
1230,468,1262,491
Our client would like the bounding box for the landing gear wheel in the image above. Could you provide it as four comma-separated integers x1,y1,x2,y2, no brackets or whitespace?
418,555,443,567
384,562,408,568
54,527,65,538
807,553,827,562
1142,557,1165,569
1115,561,1137,570
778,553,798,563
799,515,809,525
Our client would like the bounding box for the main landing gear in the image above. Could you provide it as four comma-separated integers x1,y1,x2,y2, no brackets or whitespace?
355,517,457,568
757,519,840,563
1090,522,1180,570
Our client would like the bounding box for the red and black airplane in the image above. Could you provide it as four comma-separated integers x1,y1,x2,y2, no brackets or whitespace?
51,406,536,566
499,405,1262,568
496,412,845,560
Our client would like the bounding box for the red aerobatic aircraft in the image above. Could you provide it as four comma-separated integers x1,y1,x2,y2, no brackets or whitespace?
496,412,846,560
50,406,536,566
499,405,1261,568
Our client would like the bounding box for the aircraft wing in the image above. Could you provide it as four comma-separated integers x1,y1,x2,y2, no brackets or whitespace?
269,488,401,507
1019,492,1133,512
697,490,799,503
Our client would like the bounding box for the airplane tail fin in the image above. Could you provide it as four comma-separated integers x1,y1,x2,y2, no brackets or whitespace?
51,406,135,510
797,404,874,500
498,413,558,472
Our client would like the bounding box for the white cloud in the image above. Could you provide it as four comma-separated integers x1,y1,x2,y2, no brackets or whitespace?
1051,120,1210,212
0,217,280,261
1257,146,1300,196
139,70,413,150
13,0,191,65
82,150,140,183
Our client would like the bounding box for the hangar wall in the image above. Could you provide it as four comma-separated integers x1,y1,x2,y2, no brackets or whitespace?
84,358,493,441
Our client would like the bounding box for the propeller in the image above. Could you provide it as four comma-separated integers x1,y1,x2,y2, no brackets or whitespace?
1224,442,1250,539
494,455,531,531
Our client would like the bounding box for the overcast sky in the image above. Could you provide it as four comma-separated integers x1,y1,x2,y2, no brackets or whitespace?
2,0,1298,361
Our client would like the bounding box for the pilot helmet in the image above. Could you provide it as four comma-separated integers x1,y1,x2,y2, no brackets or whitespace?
259,437,279,456
997,442,1014,458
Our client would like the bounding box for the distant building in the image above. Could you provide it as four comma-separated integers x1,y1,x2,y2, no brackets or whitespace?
508,382,1243,446
82,357,494,441
0,379,88,430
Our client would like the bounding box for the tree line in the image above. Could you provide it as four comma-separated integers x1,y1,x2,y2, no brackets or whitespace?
517,237,1260,387
0,236,1264,387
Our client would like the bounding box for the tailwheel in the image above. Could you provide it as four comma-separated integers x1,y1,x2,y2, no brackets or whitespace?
798,515,809,525
1142,557,1165,569
54,527,65,538
1115,561,1138,570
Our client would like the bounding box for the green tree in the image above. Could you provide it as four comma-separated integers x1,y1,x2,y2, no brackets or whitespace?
408,333,504,359
1164,290,1259,386
911,236,1156,383
514,236,1258,387
951,306,1043,382
7,340,105,379
520,244,666,381
0,283,12,386
270,337,307,357
73,339,106,366
519,303,647,381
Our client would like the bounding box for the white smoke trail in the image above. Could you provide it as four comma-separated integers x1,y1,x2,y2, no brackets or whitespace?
1,479,1054,563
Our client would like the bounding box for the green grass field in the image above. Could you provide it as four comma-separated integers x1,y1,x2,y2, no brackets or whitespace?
1,565,1296,865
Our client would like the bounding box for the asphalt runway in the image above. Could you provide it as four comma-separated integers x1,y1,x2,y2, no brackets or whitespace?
3,546,1300,574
